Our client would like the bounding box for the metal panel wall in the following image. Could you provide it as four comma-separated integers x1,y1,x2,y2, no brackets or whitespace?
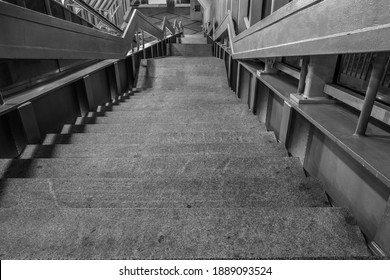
32,84,81,134
303,127,390,241
266,91,284,138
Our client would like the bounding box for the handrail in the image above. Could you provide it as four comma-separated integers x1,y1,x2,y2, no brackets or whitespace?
0,1,182,60
210,0,390,137
71,0,123,34
212,0,390,59
161,16,175,37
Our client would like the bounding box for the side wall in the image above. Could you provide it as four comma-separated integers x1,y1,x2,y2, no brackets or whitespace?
213,42,390,256
0,37,178,159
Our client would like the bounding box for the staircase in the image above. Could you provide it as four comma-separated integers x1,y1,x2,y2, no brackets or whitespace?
0,39,371,259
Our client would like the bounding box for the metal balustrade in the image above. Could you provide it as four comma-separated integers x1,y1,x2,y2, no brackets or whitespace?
0,0,183,100
338,53,390,106
209,0,390,136
0,1,183,59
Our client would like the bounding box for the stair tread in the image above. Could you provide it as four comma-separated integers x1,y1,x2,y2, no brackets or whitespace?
0,207,370,259
61,122,267,134
75,114,262,125
0,177,329,209
170,43,212,57
107,103,258,112
0,54,371,259
180,35,208,44
20,142,287,158
0,156,304,179
42,131,277,145
102,103,258,118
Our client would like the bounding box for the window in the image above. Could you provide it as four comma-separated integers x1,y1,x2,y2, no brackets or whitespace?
337,53,390,106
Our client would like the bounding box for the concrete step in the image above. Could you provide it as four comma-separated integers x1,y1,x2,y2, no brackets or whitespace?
117,98,239,107
74,104,262,124
169,44,212,56
107,102,256,113
179,34,208,44
146,56,222,66
0,207,370,259
138,58,226,77
0,177,328,209
60,122,267,134
103,104,257,119
74,116,261,126
138,76,229,90
141,65,227,78
126,93,239,103
20,142,287,159
41,131,278,145
130,88,234,97
0,156,304,180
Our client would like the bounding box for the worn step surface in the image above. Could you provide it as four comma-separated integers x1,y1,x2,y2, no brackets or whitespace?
21,141,287,158
108,102,256,113
179,34,208,44
60,121,267,134
0,54,370,259
0,177,329,209
41,131,278,145
170,43,212,57
74,113,263,126
0,156,304,180
0,207,370,259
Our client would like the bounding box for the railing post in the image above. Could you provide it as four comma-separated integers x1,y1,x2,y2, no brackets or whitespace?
136,29,140,51
0,90,4,105
44,0,52,16
291,55,338,104
236,62,241,97
142,30,146,58
297,56,310,94
228,54,232,87
354,53,389,136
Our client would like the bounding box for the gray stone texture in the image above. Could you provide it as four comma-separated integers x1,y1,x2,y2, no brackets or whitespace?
0,53,370,259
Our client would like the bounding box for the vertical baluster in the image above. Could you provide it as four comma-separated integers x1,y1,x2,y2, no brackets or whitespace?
380,57,390,86
142,30,145,49
297,56,310,94
346,54,355,76
352,54,362,77
44,0,52,15
358,54,368,79
343,54,351,74
384,65,390,88
355,53,389,136
136,29,140,51
0,90,4,105
362,53,373,81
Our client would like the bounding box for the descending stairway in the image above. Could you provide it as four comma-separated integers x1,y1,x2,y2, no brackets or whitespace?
0,43,371,259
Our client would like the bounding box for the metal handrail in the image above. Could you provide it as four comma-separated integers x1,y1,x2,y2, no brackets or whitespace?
210,0,390,136
0,1,182,59
71,0,123,34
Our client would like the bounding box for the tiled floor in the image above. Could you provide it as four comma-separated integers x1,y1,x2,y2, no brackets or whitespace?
136,7,203,43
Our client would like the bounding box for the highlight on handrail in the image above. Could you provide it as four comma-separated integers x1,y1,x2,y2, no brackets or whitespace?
67,0,124,35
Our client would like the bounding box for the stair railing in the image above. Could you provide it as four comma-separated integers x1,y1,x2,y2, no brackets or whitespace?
0,0,183,60
68,0,124,35
210,0,390,136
